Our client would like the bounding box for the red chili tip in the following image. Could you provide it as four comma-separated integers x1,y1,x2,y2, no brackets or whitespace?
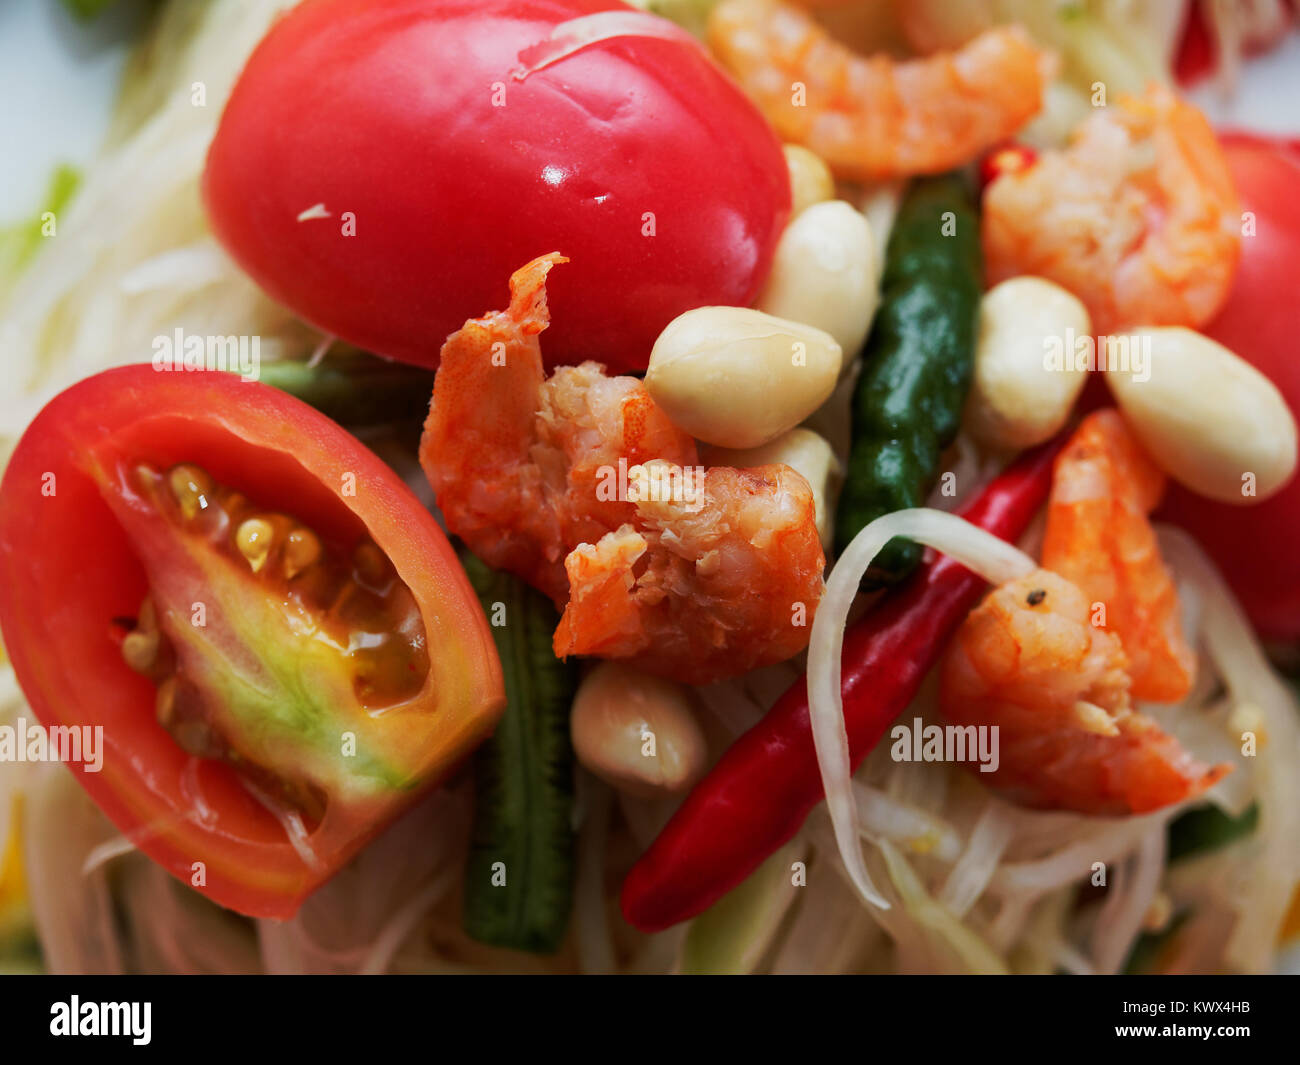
620,869,655,934
620,858,680,934
979,143,1038,195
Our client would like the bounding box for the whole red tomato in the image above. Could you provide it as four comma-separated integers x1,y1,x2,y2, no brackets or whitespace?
203,0,790,372
1158,134,1300,641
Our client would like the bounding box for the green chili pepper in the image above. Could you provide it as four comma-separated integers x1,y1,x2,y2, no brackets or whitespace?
460,553,577,954
835,173,982,581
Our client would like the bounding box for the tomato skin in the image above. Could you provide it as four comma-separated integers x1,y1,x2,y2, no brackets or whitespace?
203,0,791,372
1157,135,1300,641
0,366,503,918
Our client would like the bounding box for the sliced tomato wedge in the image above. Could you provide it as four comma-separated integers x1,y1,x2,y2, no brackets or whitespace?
0,366,503,918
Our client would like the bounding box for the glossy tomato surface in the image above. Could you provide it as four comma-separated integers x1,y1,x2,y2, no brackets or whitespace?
0,366,503,918
203,0,791,372
1158,135,1300,641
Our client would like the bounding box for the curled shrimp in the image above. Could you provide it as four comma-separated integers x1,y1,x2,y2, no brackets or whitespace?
1041,410,1195,703
706,0,1053,180
939,568,1229,815
983,84,1241,334
553,462,825,685
421,255,826,682
419,253,698,603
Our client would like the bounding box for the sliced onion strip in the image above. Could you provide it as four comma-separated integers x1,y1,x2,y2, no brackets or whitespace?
807,508,1036,910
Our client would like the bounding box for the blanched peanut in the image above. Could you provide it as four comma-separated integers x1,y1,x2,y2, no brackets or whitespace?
646,306,841,449
1106,327,1298,504
783,144,835,216
757,200,877,362
965,277,1092,451
704,428,841,549
570,662,707,799
859,180,903,284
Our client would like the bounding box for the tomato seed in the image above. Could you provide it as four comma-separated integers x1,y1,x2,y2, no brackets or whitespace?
168,464,214,520
235,517,275,573
120,629,161,673
284,527,322,579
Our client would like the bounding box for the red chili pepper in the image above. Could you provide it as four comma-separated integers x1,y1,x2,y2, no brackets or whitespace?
620,437,1065,933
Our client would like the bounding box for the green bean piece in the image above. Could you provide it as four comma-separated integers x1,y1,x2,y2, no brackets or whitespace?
460,553,577,954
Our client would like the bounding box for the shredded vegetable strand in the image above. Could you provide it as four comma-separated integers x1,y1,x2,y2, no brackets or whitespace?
22,767,128,975
0,0,307,454
359,869,457,975
988,893,1035,955
807,508,1036,909
79,835,138,877
940,801,1016,918
853,781,964,862
766,845,883,974
256,919,304,976
879,839,1010,975
1092,827,1166,975
1158,526,1300,970
573,773,617,974
1011,891,1077,974
991,813,1167,896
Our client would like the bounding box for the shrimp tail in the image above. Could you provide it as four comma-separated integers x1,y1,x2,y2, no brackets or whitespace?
505,251,568,335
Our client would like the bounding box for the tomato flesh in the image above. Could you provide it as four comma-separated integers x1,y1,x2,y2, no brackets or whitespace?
202,0,791,372
0,367,504,918
107,460,436,823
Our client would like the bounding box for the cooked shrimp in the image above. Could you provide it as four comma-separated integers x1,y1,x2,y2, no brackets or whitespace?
939,568,1229,815
1041,410,1195,703
706,0,1052,180
422,256,826,682
553,462,826,685
419,253,698,603
983,84,1241,334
